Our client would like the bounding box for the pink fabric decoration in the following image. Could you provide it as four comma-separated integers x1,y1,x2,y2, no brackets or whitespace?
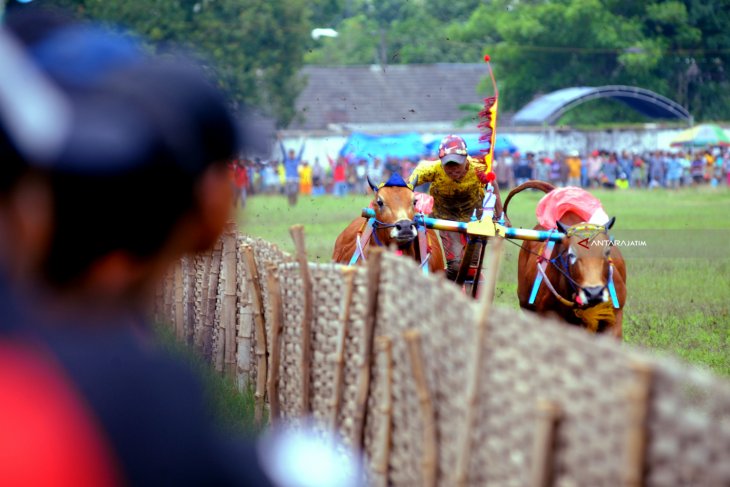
536,187,609,229
414,192,434,215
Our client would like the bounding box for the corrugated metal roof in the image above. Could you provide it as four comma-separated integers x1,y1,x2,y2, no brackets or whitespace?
512,86,691,126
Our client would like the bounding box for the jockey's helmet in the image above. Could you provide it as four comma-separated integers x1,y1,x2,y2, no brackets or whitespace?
438,135,467,165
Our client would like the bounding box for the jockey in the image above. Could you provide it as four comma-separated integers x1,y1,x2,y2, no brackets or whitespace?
409,134,504,280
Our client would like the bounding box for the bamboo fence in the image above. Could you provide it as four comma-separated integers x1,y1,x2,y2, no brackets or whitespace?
156,227,730,487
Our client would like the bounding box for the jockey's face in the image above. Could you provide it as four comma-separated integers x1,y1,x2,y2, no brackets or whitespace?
443,161,468,181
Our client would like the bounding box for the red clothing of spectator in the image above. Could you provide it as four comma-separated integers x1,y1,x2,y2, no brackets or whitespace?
233,163,248,189
333,161,347,183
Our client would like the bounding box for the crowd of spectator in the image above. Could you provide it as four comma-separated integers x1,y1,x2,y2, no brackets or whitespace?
228,153,425,204
229,144,730,207
492,148,730,190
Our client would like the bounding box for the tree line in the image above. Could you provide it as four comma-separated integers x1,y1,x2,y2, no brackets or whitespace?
32,0,730,126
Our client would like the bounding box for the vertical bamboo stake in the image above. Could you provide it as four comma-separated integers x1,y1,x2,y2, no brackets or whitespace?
352,248,383,450
624,360,653,487
404,329,438,487
203,240,223,362
372,335,393,487
243,244,268,426
164,264,174,326
154,273,164,325
195,251,212,351
235,243,253,391
221,223,238,376
330,267,357,432
453,237,504,486
174,259,185,341
185,256,196,347
530,399,562,487
290,224,313,417
266,263,284,425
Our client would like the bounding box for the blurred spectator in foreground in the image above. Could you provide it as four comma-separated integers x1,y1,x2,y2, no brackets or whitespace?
0,10,360,487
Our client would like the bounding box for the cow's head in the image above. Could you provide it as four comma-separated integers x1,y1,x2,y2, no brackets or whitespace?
556,217,616,307
367,173,418,246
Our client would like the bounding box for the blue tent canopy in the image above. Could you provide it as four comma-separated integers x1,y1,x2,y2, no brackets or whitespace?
339,132,427,162
425,133,518,157
338,131,519,163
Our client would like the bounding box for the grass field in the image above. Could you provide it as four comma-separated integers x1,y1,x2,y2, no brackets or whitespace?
238,187,730,377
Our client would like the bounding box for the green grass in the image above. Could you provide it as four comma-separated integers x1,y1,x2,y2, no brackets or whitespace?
154,324,262,435
240,188,730,377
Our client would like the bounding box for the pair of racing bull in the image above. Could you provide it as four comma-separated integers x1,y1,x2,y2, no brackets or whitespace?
333,176,627,338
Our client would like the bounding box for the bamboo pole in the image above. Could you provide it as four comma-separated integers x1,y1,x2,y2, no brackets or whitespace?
163,264,174,326
234,242,253,391
624,360,654,487
221,223,238,376
290,224,313,417
203,240,223,362
174,258,185,341
404,329,438,487
243,244,268,426
352,248,383,450
195,251,211,352
530,399,562,487
330,267,357,432
154,271,165,325
184,256,195,347
372,335,393,487
453,237,504,486
265,263,284,425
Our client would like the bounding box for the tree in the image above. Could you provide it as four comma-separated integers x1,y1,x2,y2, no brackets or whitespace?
39,0,310,127
454,0,730,122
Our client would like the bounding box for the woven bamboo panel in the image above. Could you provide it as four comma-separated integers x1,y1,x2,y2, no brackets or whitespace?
365,251,480,486
276,261,306,424
249,237,293,368
191,250,209,355
210,241,225,370
465,307,641,487
308,264,348,435
645,358,730,486
337,266,370,450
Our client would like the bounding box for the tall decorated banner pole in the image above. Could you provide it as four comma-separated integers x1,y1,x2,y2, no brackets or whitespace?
477,54,500,223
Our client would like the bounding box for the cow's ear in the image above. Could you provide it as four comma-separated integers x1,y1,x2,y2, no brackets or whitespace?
556,221,569,234
605,216,616,230
367,175,378,192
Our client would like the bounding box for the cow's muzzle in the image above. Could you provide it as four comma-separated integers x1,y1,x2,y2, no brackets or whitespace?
391,219,417,242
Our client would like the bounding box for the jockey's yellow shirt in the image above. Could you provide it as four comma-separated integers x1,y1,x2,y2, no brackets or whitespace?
409,156,490,222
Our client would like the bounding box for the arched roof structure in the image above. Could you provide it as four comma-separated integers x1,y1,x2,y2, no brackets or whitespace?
512,86,691,125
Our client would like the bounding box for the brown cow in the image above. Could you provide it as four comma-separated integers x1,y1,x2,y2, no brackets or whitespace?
332,174,444,273
503,181,627,337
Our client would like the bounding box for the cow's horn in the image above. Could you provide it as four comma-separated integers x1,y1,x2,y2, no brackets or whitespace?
367,175,378,192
